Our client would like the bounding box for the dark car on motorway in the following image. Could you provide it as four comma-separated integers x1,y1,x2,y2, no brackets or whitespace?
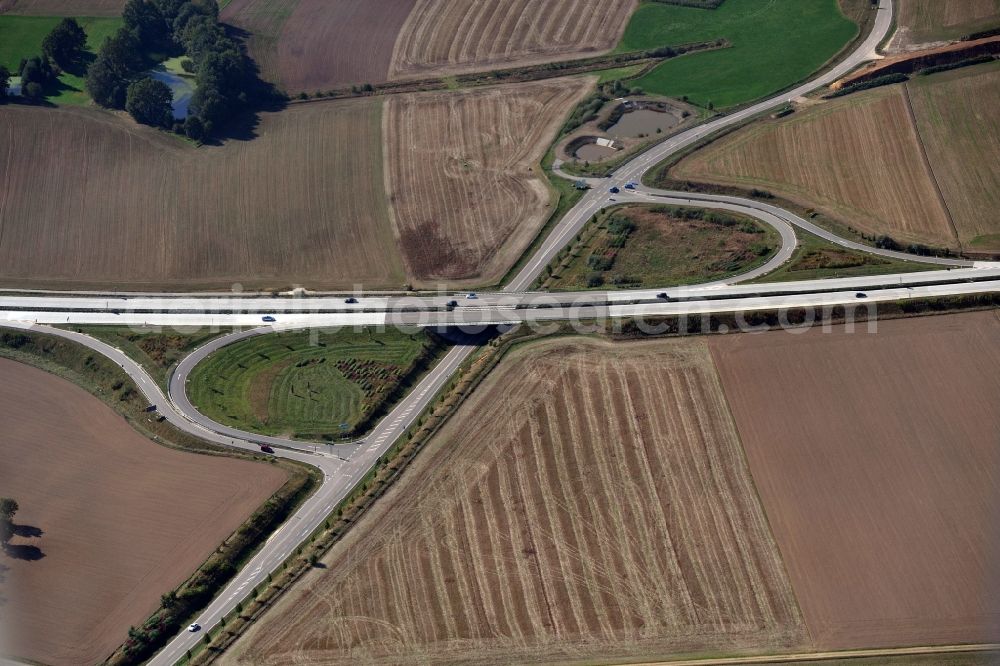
345,297,358,304
260,444,275,454
262,315,276,322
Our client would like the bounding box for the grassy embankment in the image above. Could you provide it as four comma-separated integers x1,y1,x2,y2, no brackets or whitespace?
0,327,317,664
616,0,858,108
187,329,443,440
538,204,780,290
71,326,224,391
751,228,943,283
0,15,122,104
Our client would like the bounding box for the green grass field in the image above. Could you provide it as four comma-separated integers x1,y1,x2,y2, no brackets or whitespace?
617,0,858,108
542,205,780,290
0,15,122,104
188,329,439,440
750,229,941,283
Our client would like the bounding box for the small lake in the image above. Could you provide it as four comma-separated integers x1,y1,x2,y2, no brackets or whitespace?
149,67,194,120
608,109,679,139
576,143,618,162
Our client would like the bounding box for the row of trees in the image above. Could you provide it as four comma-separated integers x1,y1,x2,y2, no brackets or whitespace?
85,0,261,137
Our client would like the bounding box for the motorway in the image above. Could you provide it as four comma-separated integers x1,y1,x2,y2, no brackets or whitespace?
2,0,997,662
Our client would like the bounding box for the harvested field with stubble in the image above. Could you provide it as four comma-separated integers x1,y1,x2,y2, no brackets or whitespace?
893,0,1000,48
224,337,806,666
0,0,122,14
0,358,287,666
385,78,592,284
0,100,406,290
388,0,637,80
672,85,959,249
710,311,1000,650
221,0,415,93
907,63,1000,251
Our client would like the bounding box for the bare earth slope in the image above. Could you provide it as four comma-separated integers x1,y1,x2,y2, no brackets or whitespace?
0,101,404,290
710,312,1000,650
388,0,638,80
221,0,416,93
672,85,958,248
224,337,805,666
384,78,592,285
0,358,287,666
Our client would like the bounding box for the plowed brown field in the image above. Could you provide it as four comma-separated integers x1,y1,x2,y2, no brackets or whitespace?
384,78,592,284
0,100,405,290
710,311,1000,650
0,358,287,666
224,337,806,666
0,0,122,14
388,0,638,80
221,0,415,93
673,85,958,248
907,63,1000,251
894,0,1000,47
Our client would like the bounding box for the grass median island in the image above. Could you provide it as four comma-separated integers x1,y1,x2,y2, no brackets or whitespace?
0,15,123,105
188,328,444,440
540,204,780,290
616,0,858,107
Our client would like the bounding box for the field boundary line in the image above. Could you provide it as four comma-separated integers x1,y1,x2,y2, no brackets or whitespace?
617,642,1000,665
900,81,962,250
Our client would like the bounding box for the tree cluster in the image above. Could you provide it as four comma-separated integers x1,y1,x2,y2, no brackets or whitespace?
0,497,18,546
86,0,259,136
17,55,58,101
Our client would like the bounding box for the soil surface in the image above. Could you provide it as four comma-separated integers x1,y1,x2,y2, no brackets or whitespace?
710,311,1000,649
0,359,287,666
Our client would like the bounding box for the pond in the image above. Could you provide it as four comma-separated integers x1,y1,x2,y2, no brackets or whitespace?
608,108,680,139
148,66,194,120
575,143,618,162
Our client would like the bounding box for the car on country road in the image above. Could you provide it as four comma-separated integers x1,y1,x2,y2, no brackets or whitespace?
187,623,201,633
262,315,276,322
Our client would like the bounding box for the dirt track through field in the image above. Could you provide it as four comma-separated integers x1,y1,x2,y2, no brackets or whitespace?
389,0,638,79
0,101,404,290
0,358,286,666
709,312,1000,650
384,78,593,284
224,337,805,665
